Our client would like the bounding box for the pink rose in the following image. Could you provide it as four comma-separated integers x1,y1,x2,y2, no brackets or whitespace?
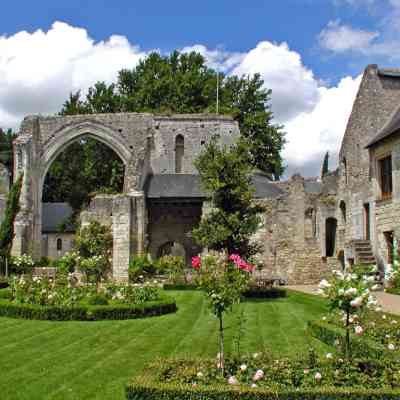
192,256,201,269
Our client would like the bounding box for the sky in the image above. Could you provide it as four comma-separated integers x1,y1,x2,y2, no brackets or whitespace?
1,0,400,177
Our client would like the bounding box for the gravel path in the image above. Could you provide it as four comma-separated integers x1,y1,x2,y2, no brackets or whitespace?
287,285,400,316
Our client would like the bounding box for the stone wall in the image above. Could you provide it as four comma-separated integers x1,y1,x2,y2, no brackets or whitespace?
256,175,339,285
42,233,75,259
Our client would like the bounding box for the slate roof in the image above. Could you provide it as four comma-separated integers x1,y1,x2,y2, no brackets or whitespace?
42,203,74,233
144,173,284,199
366,105,400,148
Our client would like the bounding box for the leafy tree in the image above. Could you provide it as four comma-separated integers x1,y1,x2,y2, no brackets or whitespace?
192,138,264,260
61,50,285,179
0,128,16,180
0,174,23,273
321,151,330,178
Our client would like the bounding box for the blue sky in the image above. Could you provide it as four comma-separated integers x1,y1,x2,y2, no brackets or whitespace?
1,0,399,175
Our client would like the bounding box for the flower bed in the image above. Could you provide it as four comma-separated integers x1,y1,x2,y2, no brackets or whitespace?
0,275,177,320
386,288,400,296
126,356,400,399
0,296,176,321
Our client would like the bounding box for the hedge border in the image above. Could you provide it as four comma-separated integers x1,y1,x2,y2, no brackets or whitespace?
163,284,198,291
0,296,177,321
126,374,400,400
308,320,395,359
0,281,9,289
385,288,400,295
163,284,287,299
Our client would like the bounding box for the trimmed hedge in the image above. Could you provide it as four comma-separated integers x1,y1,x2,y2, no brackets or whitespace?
0,296,177,321
308,320,394,359
163,284,198,291
126,376,400,399
0,288,11,299
243,287,286,299
385,288,400,295
0,281,9,289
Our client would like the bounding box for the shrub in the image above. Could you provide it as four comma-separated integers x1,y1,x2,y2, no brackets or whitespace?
75,221,112,286
9,254,35,274
163,284,198,291
87,293,109,306
35,256,52,268
0,296,176,321
155,255,185,281
128,254,156,282
53,251,80,274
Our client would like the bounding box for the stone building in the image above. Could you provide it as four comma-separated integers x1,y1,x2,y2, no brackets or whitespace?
10,64,400,284
41,203,75,259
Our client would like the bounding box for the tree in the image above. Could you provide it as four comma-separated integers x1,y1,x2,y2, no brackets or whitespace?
192,138,264,260
0,128,16,180
0,174,23,274
321,151,329,178
61,50,285,179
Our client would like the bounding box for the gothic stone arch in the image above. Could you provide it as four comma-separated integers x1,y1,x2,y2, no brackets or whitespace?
12,114,153,280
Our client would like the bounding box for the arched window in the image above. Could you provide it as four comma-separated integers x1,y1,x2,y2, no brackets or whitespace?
326,218,337,257
305,208,316,239
175,135,184,173
56,238,63,252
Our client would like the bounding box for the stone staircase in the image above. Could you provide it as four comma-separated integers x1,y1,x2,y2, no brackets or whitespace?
352,240,376,265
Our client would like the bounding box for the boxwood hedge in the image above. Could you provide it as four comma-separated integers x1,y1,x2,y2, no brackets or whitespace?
308,320,394,359
0,295,176,321
126,376,400,400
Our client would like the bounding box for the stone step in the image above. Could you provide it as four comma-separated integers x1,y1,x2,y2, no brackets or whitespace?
356,250,374,257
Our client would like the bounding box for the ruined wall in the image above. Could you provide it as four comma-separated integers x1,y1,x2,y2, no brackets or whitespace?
257,175,339,285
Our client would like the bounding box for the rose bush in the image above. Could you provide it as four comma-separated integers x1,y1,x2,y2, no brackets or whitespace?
192,252,253,373
318,268,379,358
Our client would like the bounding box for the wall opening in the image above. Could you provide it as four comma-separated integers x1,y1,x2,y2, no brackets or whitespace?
175,135,184,173
326,217,337,257
157,241,186,259
41,135,125,259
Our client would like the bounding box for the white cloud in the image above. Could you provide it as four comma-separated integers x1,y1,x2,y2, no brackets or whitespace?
282,75,361,177
319,21,379,53
0,21,147,128
0,22,361,177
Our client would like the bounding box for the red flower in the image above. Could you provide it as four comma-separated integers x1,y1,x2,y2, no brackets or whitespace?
192,256,201,269
229,254,254,273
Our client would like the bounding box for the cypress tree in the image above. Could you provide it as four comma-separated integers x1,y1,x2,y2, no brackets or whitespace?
321,151,329,178
0,174,23,272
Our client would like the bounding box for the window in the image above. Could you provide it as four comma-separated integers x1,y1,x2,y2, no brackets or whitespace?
342,158,348,185
175,135,184,173
379,155,392,199
56,238,62,251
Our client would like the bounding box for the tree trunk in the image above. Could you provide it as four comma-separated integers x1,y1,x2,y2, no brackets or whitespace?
345,309,351,360
218,312,224,375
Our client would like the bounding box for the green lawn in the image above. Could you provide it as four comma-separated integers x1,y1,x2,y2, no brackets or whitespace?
0,290,328,400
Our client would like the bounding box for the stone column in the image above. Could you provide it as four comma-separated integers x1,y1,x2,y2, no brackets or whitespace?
112,195,132,281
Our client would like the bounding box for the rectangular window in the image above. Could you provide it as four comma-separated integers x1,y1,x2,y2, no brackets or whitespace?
379,155,392,199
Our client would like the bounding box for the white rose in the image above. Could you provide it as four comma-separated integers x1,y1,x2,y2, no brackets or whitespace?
315,372,322,381
240,364,247,372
